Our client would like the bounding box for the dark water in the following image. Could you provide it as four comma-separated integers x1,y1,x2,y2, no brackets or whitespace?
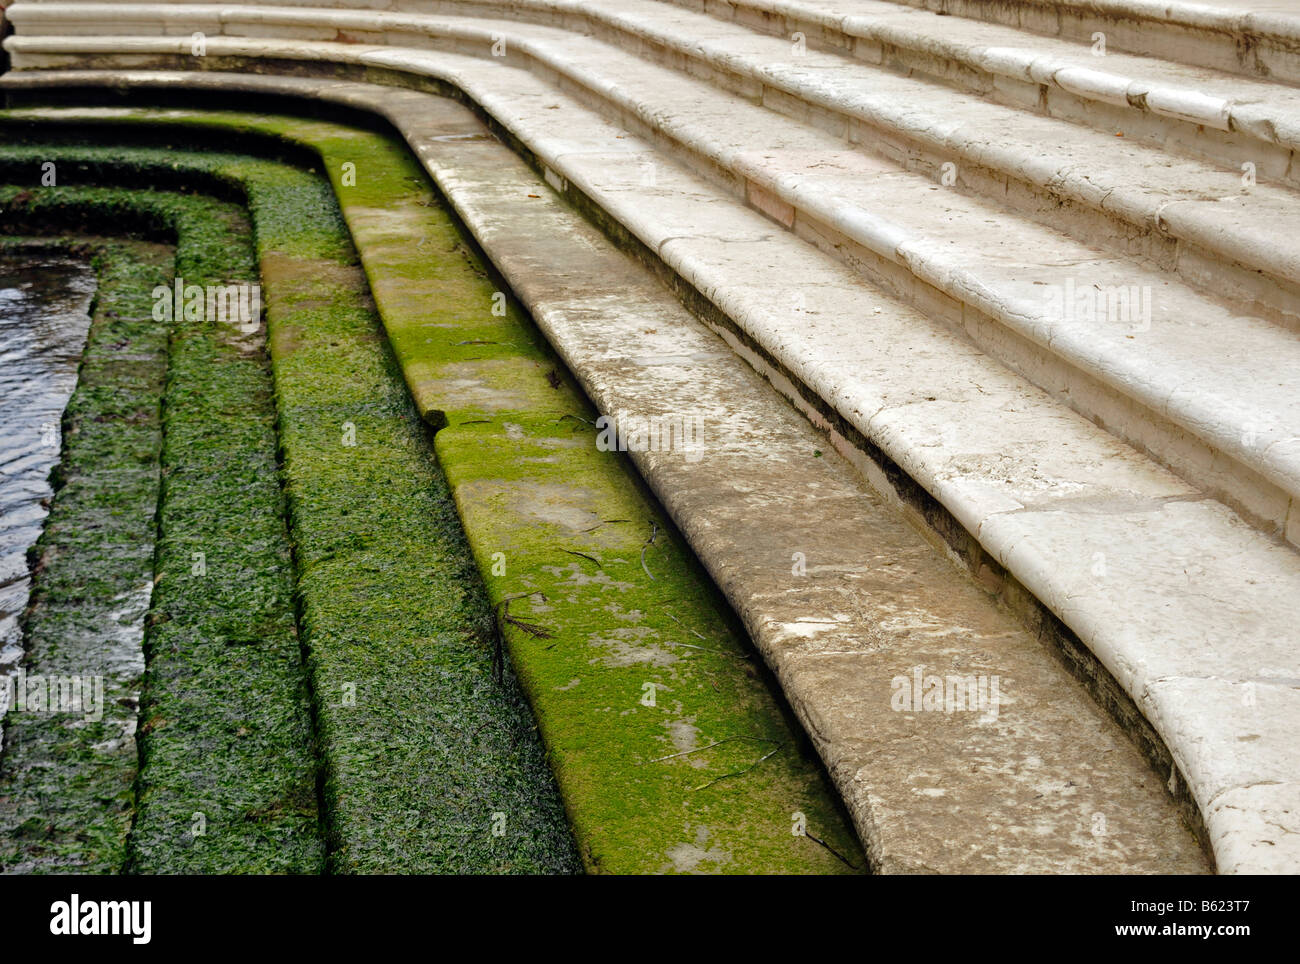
0,255,96,715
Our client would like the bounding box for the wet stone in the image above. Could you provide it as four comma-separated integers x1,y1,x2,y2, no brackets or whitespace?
0,254,95,727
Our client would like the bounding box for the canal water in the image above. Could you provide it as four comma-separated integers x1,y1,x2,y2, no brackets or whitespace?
0,254,97,718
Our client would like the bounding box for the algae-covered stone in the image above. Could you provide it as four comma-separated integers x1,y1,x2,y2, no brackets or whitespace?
0,116,864,873
0,236,168,874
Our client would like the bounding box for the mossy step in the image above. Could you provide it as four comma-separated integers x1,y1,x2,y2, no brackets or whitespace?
0,157,582,872
0,112,865,872
264,115,865,874
0,186,326,873
0,235,167,874
245,164,582,873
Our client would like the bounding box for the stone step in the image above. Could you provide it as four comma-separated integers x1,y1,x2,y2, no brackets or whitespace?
5,6,1300,873
2,79,1214,874
5,58,1298,873
652,0,1300,188
9,20,1300,553
0,119,876,874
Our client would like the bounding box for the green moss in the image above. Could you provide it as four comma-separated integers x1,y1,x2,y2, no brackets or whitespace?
0,110,865,873
299,118,864,874
0,144,582,873
0,237,169,873
255,247,581,873
125,196,322,874
0,187,324,873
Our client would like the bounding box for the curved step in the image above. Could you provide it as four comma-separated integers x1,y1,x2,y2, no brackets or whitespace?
2,83,1215,873
4,58,1297,872
5,3,1294,878
0,185,326,872
13,3,1300,331
653,0,1300,188
0,125,876,873
9,23,1300,550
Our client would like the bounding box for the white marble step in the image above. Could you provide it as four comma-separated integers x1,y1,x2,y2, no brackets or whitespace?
15,1,1300,328
645,0,1300,186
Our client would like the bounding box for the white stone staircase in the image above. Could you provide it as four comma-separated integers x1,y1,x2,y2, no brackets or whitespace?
4,0,1299,873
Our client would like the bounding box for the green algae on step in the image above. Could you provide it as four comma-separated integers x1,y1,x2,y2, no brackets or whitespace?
0,236,167,874
0,144,583,873
0,185,325,873
27,112,864,872
315,121,865,873
252,188,582,873
0,119,865,872
125,193,322,874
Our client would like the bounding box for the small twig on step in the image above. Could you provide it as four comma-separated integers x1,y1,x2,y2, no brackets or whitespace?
647,735,777,764
562,548,602,569
662,611,750,660
496,591,554,641
666,611,708,641
803,831,861,871
661,638,750,660
641,520,659,581
691,742,784,792
556,413,595,430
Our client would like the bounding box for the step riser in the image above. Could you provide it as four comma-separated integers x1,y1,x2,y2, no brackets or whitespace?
888,51,1294,189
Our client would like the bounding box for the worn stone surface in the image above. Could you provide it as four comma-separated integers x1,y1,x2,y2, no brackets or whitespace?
10,5,1300,549
4,92,1219,873
333,87,1215,873
3,0,1300,872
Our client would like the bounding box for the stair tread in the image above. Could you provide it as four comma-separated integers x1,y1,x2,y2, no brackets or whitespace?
3,85,1217,874
320,43,1300,874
